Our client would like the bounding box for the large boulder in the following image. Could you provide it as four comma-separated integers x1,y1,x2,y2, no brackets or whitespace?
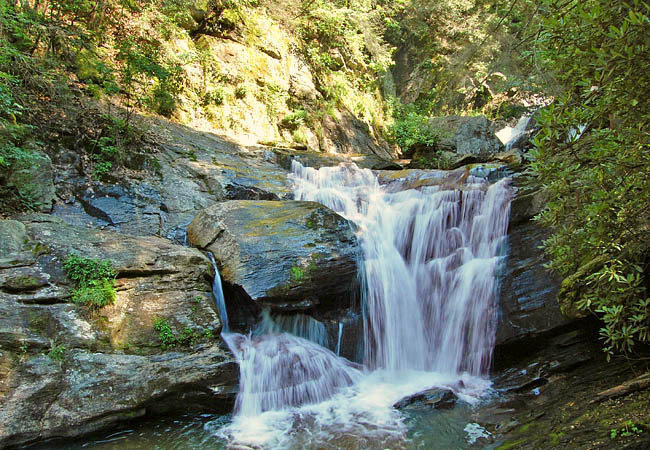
0,216,238,448
320,109,397,160
426,115,504,157
0,350,237,449
52,120,293,243
187,200,360,313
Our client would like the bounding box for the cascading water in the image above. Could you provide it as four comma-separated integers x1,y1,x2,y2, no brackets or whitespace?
215,160,512,448
254,310,329,349
291,161,511,375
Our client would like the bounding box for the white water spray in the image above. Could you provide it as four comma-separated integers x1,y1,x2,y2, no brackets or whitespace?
291,161,511,375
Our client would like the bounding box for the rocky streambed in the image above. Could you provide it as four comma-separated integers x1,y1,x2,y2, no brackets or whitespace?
1,112,647,449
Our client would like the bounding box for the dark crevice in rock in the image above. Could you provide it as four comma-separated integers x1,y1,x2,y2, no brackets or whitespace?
221,281,262,333
116,269,180,278
225,183,280,200
15,296,71,305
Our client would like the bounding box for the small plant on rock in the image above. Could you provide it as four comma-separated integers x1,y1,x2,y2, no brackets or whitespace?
611,420,643,439
154,317,176,350
63,255,117,309
46,339,65,361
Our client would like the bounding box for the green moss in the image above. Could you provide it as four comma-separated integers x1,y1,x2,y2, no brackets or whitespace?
496,439,525,450
28,312,47,335
549,432,565,446
7,274,42,290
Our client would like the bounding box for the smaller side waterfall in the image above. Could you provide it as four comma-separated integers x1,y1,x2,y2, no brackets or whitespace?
496,114,531,150
335,321,343,356
208,253,229,333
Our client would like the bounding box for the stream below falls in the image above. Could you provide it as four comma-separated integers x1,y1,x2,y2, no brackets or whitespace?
40,162,513,449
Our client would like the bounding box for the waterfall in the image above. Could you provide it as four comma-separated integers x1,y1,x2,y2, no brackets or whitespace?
254,310,329,349
290,161,511,375
207,252,229,333
496,114,531,150
216,160,512,447
335,321,343,356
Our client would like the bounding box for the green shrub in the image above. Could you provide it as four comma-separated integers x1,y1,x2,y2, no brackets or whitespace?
234,85,247,99
388,103,438,155
70,279,116,308
63,255,117,309
153,317,215,350
202,88,224,106
531,0,650,357
279,109,308,131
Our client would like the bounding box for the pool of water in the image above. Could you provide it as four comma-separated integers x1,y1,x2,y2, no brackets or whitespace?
33,397,492,450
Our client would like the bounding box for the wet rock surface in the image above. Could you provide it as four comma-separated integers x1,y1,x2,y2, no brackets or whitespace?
187,200,360,314
393,388,457,410
476,325,650,449
496,221,567,346
496,174,567,347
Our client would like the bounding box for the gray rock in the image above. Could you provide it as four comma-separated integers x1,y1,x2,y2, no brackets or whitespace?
426,115,504,157
0,217,238,448
53,121,293,242
456,116,504,156
393,388,457,410
0,349,237,448
496,221,567,346
271,147,401,171
0,220,26,256
188,200,360,313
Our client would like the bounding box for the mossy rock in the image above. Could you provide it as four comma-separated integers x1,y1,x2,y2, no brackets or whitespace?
7,150,55,213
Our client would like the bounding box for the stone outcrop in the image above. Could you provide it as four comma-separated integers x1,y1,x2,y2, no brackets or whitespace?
496,176,568,346
0,217,238,448
187,200,360,314
51,120,293,243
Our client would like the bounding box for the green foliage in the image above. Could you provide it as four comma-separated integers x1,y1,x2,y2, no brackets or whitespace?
46,339,66,361
154,318,176,350
290,264,305,283
387,102,438,154
531,0,650,356
202,88,225,106
70,279,117,308
610,420,643,439
153,317,215,350
279,109,308,130
63,255,117,309
234,84,247,99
